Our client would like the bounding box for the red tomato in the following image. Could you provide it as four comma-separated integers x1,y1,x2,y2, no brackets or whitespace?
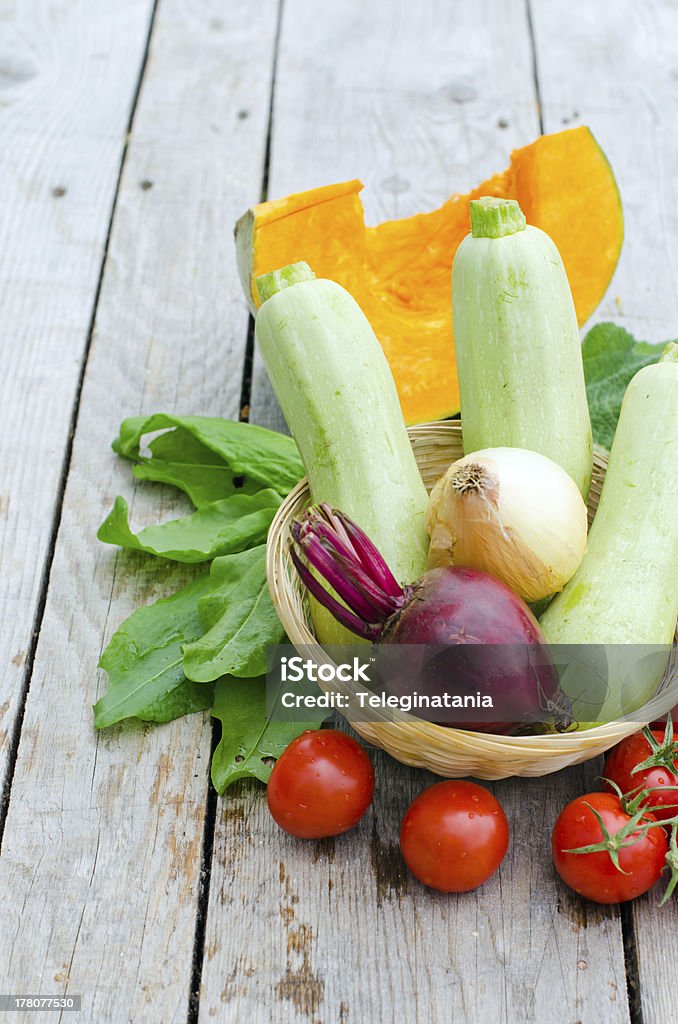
399,781,509,893
552,792,667,903
604,729,678,823
267,729,374,839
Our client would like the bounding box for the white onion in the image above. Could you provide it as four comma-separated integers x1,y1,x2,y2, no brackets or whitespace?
425,447,588,602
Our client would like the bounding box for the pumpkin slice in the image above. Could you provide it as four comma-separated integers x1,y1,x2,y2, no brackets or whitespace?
235,127,623,424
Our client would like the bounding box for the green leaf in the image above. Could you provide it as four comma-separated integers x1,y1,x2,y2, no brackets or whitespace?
94,573,217,728
182,546,285,681
113,413,303,496
583,322,671,450
210,675,328,792
133,427,261,509
97,489,281,563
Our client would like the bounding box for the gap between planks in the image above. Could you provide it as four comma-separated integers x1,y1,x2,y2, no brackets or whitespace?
190,0,287,1019
0,0,161,855
525,0,545,135
237,0,287,426
526,7,645,1018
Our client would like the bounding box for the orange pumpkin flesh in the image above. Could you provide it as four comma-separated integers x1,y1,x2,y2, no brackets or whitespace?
237,127,623,424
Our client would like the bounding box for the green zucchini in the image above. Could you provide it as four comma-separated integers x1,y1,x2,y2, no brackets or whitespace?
255,262,429,642
452,197,593,497
541,344,678,723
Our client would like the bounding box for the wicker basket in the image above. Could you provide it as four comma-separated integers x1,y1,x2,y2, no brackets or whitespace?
266,422,678,780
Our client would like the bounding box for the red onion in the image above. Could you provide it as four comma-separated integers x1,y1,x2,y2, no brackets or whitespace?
291,504,570,735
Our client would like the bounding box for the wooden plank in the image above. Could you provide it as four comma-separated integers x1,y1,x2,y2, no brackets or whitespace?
201,1,631,1021
529,2,678,1020
0,0,280,1019
531,0,678,341
0,0,157,797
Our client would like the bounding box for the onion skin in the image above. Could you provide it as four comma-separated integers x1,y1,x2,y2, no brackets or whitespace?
426,447,588,602
383,567,541,645
380,567,563,734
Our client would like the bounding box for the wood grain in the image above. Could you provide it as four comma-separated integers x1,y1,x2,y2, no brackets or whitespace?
531,0,678,342
0,1,279,1020
0,0,156,807
529,2,678,1020
201,1,631,1021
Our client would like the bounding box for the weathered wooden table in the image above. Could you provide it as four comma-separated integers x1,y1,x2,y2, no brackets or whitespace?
1,1,676,1021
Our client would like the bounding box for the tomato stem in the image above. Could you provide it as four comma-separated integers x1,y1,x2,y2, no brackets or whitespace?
631,719,678,777
659,823,678,907
563,800,662,874
605,772,678,822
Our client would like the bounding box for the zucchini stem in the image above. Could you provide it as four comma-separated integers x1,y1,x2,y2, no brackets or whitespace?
469,197,526,238
256,261,316,303
660,341,678,364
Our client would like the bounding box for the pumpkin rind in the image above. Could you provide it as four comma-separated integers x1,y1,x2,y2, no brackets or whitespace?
234,127,623,424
